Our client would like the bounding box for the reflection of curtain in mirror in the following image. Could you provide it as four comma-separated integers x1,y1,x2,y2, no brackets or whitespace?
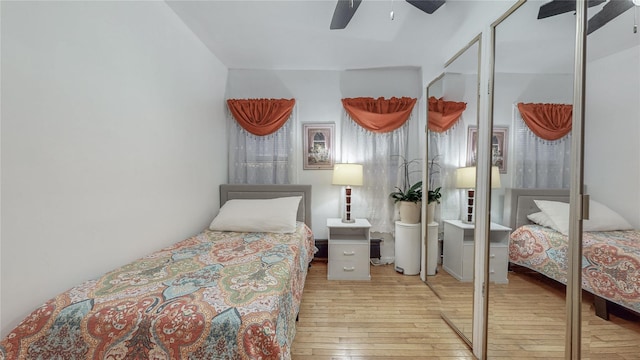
428,121,465,222
340,111,415,234
513,104,571,188
227,112,295,185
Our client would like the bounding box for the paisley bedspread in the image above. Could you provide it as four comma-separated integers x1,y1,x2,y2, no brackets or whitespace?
509,224,640,313
0,222,315,360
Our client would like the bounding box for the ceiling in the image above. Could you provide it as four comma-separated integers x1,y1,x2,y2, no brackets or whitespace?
166,0,640,72
166,0,480,71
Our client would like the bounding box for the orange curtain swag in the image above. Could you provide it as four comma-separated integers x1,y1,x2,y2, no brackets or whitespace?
341,97,417,133
517,103,572,141
227,98,295,136
427,96,467,133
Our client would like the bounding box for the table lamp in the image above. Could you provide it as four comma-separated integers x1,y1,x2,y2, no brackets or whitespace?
332,163,364,223
455,166,501,223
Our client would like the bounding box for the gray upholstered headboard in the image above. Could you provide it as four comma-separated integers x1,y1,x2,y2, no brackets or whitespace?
503,188,569,230
219,184,312,228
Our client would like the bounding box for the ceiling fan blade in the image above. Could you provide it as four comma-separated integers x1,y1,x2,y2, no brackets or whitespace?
588,0,635,34
537,0,606,20
330,0,362,30
405,0,446,14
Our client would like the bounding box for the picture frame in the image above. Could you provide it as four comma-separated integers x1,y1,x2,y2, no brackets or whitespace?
466,126,508,174
303,123,335,170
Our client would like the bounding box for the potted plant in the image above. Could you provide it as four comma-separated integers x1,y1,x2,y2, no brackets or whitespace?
427,187,441,223
389,157,422,224
428,187,442,204
426,156,442,223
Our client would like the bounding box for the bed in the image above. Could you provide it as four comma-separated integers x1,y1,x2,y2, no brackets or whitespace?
503,188,640,319
0,184,315,359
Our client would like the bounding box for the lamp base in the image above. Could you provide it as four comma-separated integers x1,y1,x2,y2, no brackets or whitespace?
342,185,355,223
462,188,475,224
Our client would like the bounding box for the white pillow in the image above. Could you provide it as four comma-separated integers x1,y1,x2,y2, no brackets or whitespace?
527,211,556,228
209,196,302,233
533,200,569,234
584,200,633,232
533,199,633,235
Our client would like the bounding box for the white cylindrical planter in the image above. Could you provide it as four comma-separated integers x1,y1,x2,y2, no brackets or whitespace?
394,221,421,275
399,201,421,224
426,222,439,276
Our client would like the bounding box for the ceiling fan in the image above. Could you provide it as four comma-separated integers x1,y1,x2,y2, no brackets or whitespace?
330,0,446,30
537,0,636,35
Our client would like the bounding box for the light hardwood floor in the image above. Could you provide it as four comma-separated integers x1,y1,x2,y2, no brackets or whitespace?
291,260,640,360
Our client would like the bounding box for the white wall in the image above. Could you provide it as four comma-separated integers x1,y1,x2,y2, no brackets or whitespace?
226,68,422,239
585,44,640,228
1,1,228,336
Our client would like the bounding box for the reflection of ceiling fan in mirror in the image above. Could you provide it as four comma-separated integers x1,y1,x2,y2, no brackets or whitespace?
330,0,446,30
538,0,637,34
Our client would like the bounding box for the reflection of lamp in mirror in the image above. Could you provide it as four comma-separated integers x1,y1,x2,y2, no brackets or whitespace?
332,163,364,223
455,166,501,223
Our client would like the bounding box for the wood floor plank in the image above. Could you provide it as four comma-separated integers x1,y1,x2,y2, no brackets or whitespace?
292,261,471,359
291,260,640,359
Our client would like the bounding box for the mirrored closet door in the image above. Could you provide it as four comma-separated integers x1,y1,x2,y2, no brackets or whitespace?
425,36,480,345
487,0,575,357
486,0,640,358
582,1,640,357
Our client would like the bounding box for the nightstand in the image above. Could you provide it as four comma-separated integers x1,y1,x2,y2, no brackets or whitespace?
327,218,371,280
442,219,511,284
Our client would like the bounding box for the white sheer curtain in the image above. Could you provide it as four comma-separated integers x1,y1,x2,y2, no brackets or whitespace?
428,121,465,223
227,110,296,184
513,105,571,189
339,112,414,234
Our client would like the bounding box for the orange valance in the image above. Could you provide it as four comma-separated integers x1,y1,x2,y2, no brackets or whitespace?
227,98,295,136
427,96,467,133
341,97,417,133
517,103,572,141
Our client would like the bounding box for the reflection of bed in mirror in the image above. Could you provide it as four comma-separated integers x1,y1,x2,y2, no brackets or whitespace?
503,187,640,320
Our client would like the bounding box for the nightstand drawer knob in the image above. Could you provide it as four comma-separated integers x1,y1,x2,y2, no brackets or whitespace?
490,254,496,258
343,251,356,256
343,266,356,271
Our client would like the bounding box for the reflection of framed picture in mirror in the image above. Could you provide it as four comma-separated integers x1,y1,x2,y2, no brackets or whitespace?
466,126,508,174
303,123,335,170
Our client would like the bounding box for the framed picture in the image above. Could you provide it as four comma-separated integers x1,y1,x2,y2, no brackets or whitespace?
466,126,508,174
303,123,335,170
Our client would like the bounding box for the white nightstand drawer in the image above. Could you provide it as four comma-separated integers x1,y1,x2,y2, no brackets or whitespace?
489,245,509,284
329,242,368,260
328,259,370,280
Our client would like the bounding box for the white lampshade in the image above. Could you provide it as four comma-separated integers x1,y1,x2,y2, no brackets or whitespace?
332,163,363,186
455,167,476,189
491,166,501,188
455,166,501,189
